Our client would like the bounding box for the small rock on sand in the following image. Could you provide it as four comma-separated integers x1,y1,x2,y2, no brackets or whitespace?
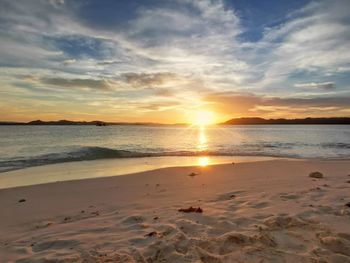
18,199,26,203
188,172,199,177
145,231,157,237
309,171,324,179
178,206,203,213
345,202,350,208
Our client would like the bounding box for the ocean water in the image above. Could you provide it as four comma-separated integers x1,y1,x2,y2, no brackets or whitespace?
0,125,349,173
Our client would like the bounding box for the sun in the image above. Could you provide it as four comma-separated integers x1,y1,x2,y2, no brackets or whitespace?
192,110,215,126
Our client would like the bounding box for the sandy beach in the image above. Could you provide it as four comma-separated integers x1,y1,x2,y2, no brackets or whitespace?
0,159,350,262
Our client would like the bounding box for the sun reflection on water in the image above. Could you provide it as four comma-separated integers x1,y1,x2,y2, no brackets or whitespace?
198,156,210,167
197,126,208,151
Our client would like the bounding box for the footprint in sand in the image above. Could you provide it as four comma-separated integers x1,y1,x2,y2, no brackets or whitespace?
280,193,301,201
215,190,245,202
34,221,54,230
32,239,80,253
263,215,307,230
318,234,350,257
122,215,145,225
249,201,270,209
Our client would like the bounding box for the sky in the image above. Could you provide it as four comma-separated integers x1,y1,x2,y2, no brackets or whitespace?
0,0,350,123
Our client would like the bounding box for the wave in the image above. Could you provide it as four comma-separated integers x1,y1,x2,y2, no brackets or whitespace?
0,146,302,173
2,142,350,173
321,142,350,149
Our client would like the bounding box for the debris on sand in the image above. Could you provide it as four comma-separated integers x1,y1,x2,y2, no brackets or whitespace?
345,202,350,208
188,172,199,177
309,171,324,179
178,206,203,213
18,199,26,203
145,231,157,237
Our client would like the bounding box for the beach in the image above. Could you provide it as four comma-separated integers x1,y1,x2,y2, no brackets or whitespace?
1,159,350,262
2,0,350,261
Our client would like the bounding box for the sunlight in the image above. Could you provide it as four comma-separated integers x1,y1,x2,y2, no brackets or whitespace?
192,110,215,126
197,126,208,151
198,156,210,167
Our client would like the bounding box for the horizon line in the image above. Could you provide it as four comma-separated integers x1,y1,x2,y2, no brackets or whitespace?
1,116,350,126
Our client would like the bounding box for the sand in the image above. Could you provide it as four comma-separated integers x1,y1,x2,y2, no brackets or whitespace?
0,159,350,262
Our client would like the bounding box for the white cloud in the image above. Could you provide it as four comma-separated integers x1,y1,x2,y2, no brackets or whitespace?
253,0,350,91
294,82,335,90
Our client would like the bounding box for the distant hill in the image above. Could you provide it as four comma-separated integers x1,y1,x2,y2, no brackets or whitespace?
222,117,350,125
0,120,185,126
0,121,24,125
27,120,95,125
25,120,125,126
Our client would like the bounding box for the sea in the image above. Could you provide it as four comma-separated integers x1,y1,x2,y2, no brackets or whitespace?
0,124,350,173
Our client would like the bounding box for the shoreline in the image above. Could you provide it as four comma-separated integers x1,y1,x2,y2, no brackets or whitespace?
2,155,350,190
0,155,287,189
0,159,350,262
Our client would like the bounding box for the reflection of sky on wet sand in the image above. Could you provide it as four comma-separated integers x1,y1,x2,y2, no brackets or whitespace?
0,156,278,189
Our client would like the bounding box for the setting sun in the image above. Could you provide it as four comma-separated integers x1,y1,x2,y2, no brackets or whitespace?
192,110,215,126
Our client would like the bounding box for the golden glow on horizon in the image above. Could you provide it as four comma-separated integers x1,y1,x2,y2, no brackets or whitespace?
198,156,209,167
192,110,215,126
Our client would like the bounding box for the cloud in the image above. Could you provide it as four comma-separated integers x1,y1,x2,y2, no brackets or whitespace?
2,0,348,92
139,100,181,111
40,77,113,91
62,59,76,66
252,0,350,90
294,82,335,90
49,0,65,8
152,88,175,97
204,91,350,118
96,60,123,66
121,72,181,87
